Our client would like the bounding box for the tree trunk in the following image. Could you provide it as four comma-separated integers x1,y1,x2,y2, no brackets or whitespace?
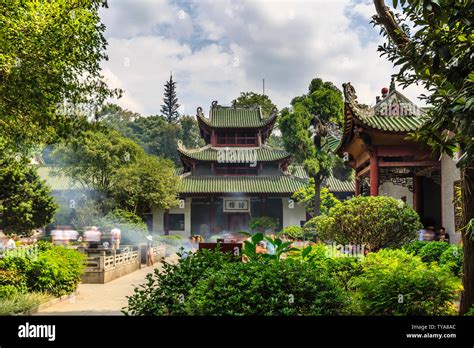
313,176,322,217
460,160,474,314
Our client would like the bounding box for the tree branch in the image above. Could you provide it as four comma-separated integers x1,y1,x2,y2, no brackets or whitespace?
372,0,410,49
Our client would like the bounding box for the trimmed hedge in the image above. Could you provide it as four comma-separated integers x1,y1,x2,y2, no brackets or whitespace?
186,260,349,316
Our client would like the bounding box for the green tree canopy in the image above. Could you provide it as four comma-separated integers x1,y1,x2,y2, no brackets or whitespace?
111,156,179,213
0,1,120,149
0,143,57,236
51,130,145,196
279,78,344,216
232,92,277,117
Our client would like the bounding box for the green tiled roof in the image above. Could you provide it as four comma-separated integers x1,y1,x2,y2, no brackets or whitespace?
359,115,425,132
179,175,307,194
37,167,85,191
178,145,291,162
288,165,355,193
198,106,276,128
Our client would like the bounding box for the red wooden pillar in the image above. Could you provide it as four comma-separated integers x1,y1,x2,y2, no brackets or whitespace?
355,175,361,196
413,176,422,215
211,131,216,146
369,149,379,196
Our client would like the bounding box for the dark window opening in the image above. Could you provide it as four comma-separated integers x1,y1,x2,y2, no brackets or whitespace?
215,163,258,176
169,214,185,231
216,132,257,146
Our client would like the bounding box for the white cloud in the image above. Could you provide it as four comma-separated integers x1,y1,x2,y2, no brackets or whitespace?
100,0,427,116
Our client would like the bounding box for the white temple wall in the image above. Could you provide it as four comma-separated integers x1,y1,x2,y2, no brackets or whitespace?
379,182,414,207
441,154,461,244
282,198,307,228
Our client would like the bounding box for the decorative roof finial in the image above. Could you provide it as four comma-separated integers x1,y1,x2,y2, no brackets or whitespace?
211,100,218,108
196,106,202,115
389,77,396,92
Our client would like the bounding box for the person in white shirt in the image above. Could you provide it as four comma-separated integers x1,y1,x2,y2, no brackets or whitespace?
83,226,101,248
6,237,16,249
110,228,121,250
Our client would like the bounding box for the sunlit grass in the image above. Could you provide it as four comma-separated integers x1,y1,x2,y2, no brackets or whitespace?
0,292,52,316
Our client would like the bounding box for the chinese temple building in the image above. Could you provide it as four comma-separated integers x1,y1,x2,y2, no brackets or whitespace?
337,79,462,242
152,101,353,239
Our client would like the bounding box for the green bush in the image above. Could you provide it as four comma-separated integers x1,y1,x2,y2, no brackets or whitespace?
27,246,85,297
313,196,422,251
185,260,349,315
124,249,233,315
351,249,461,315
417,241,451,264
439,244,463,276
279,226,304,240
403,240,430,255
0,268,28,298
0,243,85,297
288,244,362,291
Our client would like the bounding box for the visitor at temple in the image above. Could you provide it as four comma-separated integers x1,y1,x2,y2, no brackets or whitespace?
256,241,267,254
437,227,450,243
6,236,16,249
424,226,436,241
266,235,276,255
110,227,121,250
417,228,426,241
84,226,101,248
146,241,154,266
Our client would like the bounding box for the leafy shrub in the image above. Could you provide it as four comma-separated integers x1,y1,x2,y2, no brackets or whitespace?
249,216,279,233
313,196,422,250
439,244,463,276
0,243,85,297
0,269,28,298
279,226,304,240
124,249,233,315
288,244,362,291
351,249,461,315
185,260,349,315
27,246,85,297
417,241,451,264
403,240,430,255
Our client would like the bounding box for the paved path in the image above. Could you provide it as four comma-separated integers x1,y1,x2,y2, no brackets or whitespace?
36,256,176,316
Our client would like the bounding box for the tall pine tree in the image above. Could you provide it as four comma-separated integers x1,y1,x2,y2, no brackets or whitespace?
160,74,180,123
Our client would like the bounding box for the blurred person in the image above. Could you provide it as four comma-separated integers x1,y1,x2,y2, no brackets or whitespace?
110,228,121,250
6,236,16,249
84,226,101,248
424,226,436,241
437,227,450,243
418,227,426,241
256,241,267,254
146,242,155,266
266,234,276,255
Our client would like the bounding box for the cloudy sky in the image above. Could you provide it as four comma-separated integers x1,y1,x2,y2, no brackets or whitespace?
99,0,425,116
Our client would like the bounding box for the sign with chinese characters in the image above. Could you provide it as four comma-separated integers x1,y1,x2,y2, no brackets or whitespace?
223,198,250,212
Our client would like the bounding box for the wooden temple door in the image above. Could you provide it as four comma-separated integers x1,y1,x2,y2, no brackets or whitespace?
228,213,248,232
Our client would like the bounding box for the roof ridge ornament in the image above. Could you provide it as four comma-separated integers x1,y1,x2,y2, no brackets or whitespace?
196,106,203,115
211,100,218,108
389,77,396,92
342,82,373,118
